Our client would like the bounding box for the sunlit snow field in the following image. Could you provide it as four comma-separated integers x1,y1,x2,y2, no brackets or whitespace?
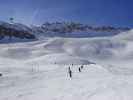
0,30,133,100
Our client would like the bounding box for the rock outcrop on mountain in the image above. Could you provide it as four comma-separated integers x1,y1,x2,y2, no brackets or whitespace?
0,21,36,40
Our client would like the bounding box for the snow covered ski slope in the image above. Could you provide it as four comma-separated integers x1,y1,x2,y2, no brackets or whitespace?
0,29,133,100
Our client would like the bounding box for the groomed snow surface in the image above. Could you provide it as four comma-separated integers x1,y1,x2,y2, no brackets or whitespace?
1,30,133,100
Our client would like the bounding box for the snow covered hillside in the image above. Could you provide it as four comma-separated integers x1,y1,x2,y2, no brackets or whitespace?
0,28,133,100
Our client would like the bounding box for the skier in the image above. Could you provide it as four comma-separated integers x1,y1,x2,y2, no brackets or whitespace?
68,67,72,78
0,73,2,77
81,65,84,69
78,67,81,72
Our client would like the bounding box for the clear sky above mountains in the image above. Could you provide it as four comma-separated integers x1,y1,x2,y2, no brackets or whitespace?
0,0,132,27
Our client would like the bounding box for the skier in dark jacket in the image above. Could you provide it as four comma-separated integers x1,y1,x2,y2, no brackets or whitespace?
68,67,72,78
0,73,2,77
78,67,81,72
81,65,84,69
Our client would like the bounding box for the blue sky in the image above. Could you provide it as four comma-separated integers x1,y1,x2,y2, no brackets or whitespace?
0,0,132,27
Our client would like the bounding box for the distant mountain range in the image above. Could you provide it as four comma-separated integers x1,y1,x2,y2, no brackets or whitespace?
40,22,130,33
0,21,131,41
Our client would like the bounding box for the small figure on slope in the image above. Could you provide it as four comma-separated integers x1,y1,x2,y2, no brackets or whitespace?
0,73,2,77
81,65,84,69
78,67,81,72
68,67,72,78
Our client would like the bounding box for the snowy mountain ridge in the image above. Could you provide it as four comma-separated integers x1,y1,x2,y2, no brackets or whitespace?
0,21,131,42
33,22,130,38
